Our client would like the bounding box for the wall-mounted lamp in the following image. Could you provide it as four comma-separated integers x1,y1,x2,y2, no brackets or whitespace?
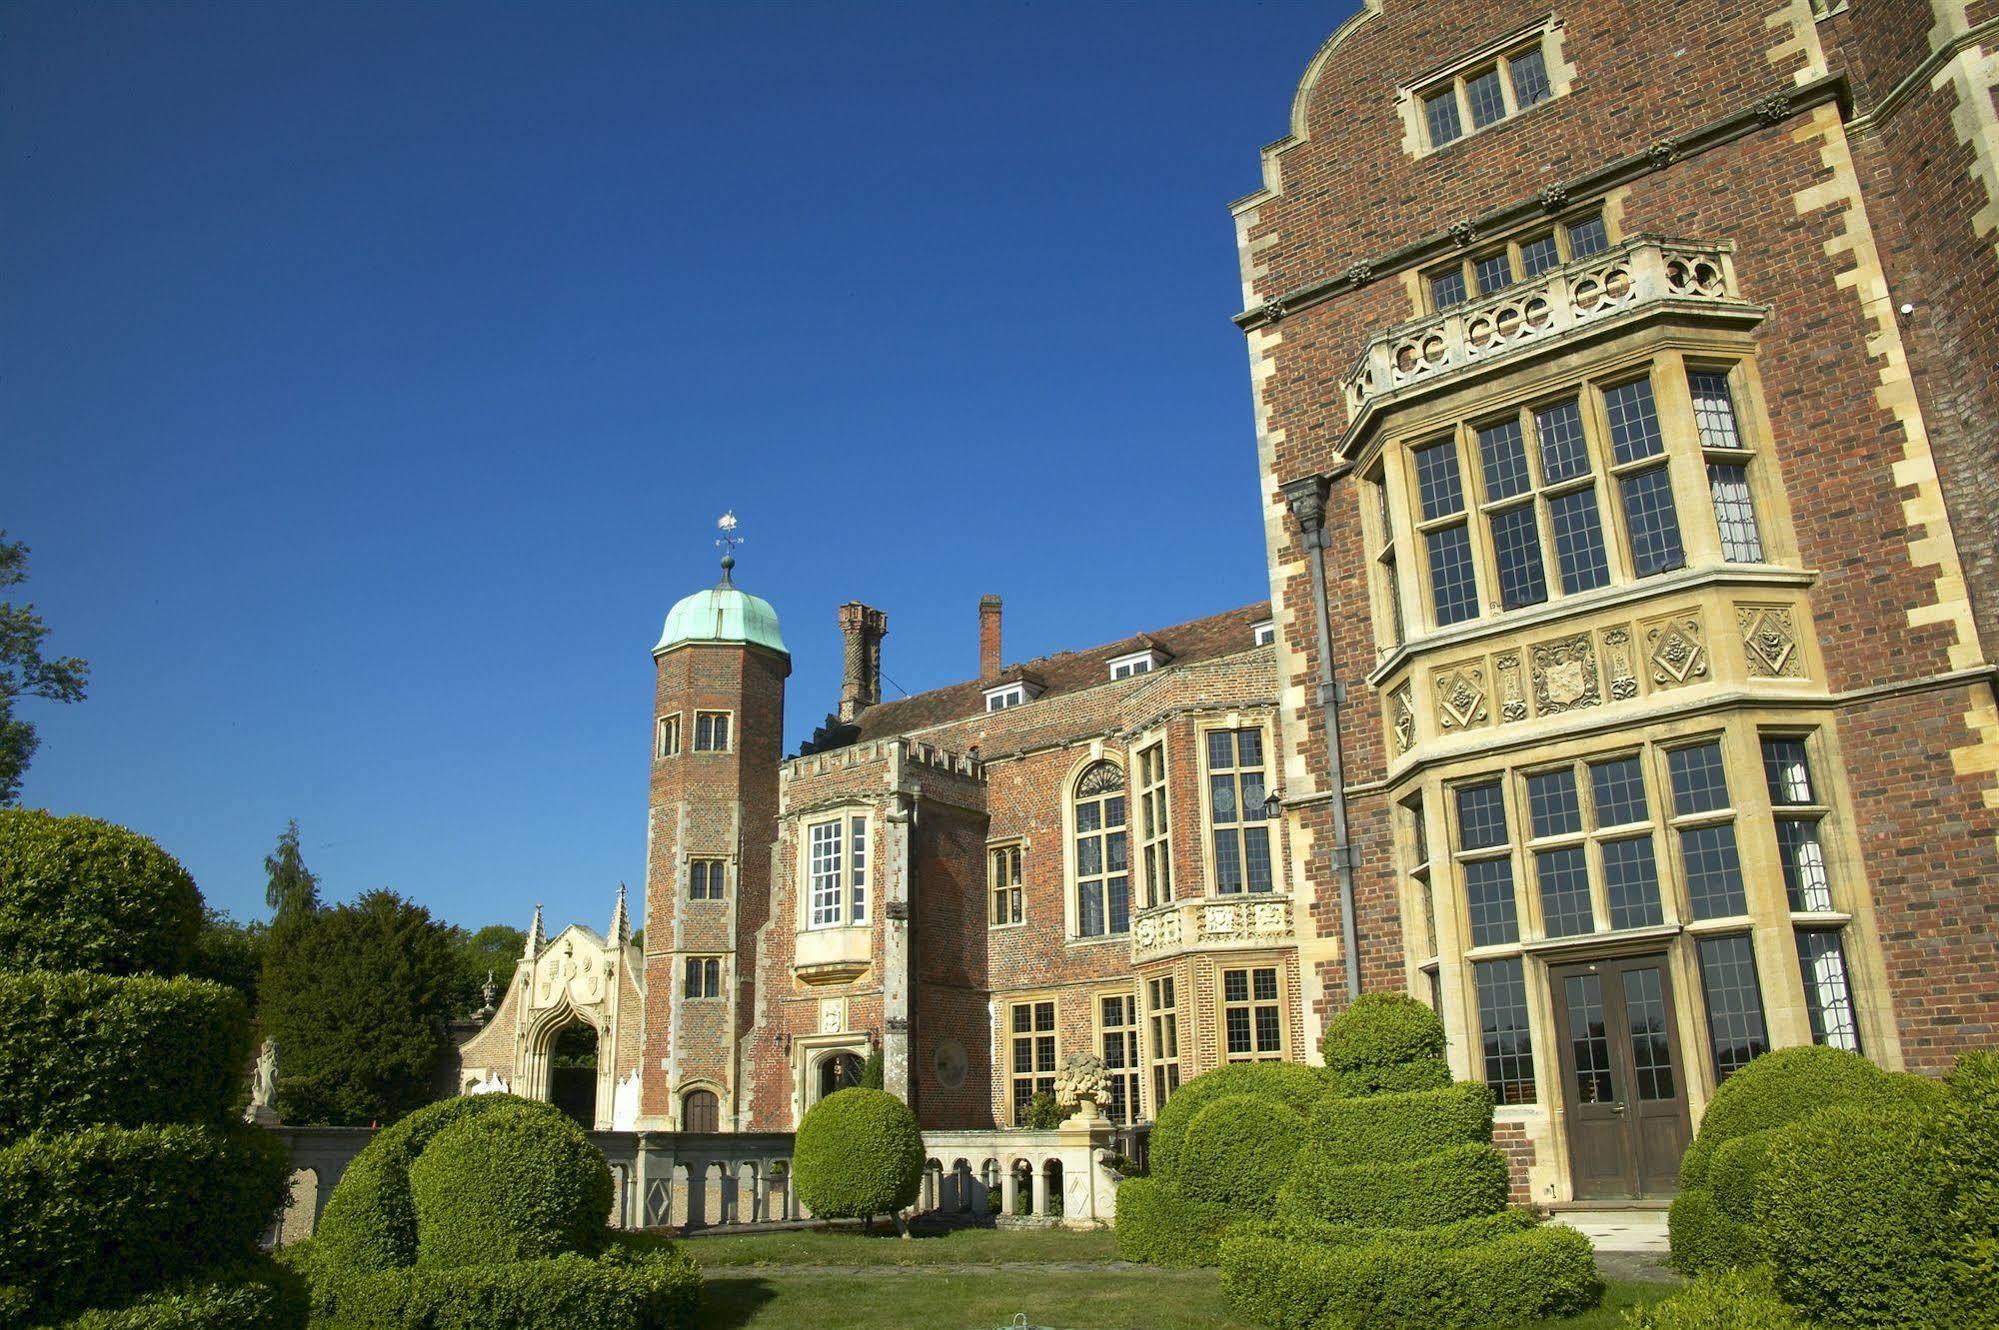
1263,789,1285,820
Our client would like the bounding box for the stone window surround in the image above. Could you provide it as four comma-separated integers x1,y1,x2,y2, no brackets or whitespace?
1363,343,1792,659
1004,992,1061,1126
1406,710,1889,1119
1218,955,1289,1063
1061,745,1129,946
987,838,1026,929
692,709,733,753
1142,968,1184,1118
1095,988,1142,1125
1195,714,1279,898
682,954,725,1000
1134,734,1174,910
800,806,871,931
655,712,681,758
1397,15,1577,160
687,856,731,902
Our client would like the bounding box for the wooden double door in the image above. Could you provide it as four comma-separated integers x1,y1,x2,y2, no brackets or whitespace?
1550,953,1693,1199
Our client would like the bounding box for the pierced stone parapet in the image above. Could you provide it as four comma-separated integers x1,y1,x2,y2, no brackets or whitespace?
1131,894,1293,962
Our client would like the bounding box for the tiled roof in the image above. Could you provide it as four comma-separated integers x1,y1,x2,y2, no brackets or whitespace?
852,601,1272,741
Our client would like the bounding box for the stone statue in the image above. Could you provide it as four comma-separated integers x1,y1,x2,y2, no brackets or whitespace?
244,1037,280,1126
1054,1051,1107,1111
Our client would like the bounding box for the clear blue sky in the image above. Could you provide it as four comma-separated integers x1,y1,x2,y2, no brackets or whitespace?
3,1,1351,933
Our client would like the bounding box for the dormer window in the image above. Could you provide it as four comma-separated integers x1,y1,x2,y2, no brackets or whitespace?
1252,620,1276,647
1401,18,1571,158
985,680,1042,712
1109,649,1165,680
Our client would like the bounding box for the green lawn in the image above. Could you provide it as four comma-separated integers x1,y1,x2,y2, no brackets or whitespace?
670,1226,1674,1329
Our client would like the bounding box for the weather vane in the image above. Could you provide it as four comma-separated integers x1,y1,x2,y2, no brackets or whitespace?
716,510,743,583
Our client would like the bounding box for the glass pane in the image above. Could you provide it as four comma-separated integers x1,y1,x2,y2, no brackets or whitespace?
1519,233,1560,277
1477,418,1533,499
1776,819,1833,912
1255,1005,1281,1052
1210,774,1238,824
1602,836,1665,929
1688,372,1741,448
1697,934,1770,1081
1465,857,1521,946
1668,742,1731,815
1536,846,1595,937
1241,768,1268,821
1527,769,1583,837
1425,88,1463,145
1548,488,1611,593
1475,957,1536,1103
1510,45,1551,107
1108,876,1129,935
1474,250,1513,295
1590,756,1650,826
1431,268,1469,311
1457,780,1510,850
1213,829,1243,893
1623,967,1677,1100
1797,930,1862,1052
1078,882,1104,936
1253,968,1278,1001
1708,462,1763,562
1681,823,1749,919
1415,441,1467,518
1761,738,1814,804
1207,730,1235,771
1566,216,1608,257
1077,837,1102,877
1565,973,1615,1104
1426,525,1481,625
1013,1005,1032,1034
1243,826,1273,892
1226,1007,1251,1053
1620,466,1686,576
1466,68,1507,128
1107,831,1128,874
1224,970,1248,1003
1105,795,1126,830
1534,398,1591,483
1490,505,1549,609
1237,728,1265,768
1605,379,1665,464
1077,800,1102,833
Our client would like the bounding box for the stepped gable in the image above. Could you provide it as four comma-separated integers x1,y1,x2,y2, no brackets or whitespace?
852,600,1271,742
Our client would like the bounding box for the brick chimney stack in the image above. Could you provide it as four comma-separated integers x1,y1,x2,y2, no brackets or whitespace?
837,602,889,723
979,595,1003,682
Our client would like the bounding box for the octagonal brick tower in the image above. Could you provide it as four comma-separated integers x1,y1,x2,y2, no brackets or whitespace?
639,555,789,1130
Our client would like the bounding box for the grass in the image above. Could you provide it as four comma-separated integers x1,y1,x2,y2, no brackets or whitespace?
666,1226,1677,1329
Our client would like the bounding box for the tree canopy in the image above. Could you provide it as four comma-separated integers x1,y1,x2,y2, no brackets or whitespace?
258,889,458,1126
448,923,527,1017
0,533,89,805
263,818,321,918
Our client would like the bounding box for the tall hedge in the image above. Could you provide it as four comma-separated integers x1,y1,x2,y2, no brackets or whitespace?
407,1101,613,1269
1941,1052,1999,1322
0,810,201,978
297,1242,700,1330
1109,1176,1233,1267
1276,1141,1512,1230
0,970,248,1141
1309,1081,1493,1166
791,1088,923,1222
1177,1095,1307,1213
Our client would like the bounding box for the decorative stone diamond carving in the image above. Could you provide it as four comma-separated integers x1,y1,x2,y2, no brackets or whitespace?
1602,626,1639,700
1738,604,1806,678
1495,652,1528,722
1644,611,1710,687
1531,634,1601,715
1389,685,1415,753
1435,664,1489,731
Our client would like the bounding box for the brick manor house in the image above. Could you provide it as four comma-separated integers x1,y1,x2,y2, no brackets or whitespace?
461,0,1999,1206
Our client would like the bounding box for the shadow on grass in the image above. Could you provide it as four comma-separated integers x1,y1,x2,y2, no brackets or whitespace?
698,1275,778,1329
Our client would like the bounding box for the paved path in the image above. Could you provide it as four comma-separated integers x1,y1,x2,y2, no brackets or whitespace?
701,1261,1144,1277
1554,1208,1676,1284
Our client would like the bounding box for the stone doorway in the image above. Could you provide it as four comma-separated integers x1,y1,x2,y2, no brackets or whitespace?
1550,953,1693,1199
548,1020,599,1129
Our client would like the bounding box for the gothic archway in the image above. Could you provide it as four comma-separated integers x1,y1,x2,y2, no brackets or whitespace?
548,1019,599,1129
816,1050,863,1103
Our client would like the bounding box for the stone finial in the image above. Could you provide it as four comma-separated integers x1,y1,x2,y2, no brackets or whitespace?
525,903,545,959
609,882,630,948
479,970,499,1021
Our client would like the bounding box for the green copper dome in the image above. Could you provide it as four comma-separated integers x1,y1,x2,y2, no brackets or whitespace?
655,574,787,655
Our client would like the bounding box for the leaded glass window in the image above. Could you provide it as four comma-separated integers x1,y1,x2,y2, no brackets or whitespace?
1475,957,1536,1103
1010,1001,1057,1124
1763,735,1832,912
1455,780,1518,946
1100,994,1140,1124
1510,45,1551,107
1425,88,1464,146
1797,929,1861,1052
1222,966,1284,1061
1073,762,1129,937
1697,934,1769,1081
1691,370,1765,562
1207,729,1271,894
1466,67,1508,128
1137,742,1172,908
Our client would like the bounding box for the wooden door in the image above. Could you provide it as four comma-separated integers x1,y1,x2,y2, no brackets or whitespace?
1551,954,1693,1198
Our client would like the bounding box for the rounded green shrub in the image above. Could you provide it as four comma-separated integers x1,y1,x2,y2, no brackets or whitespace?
1276,1141,1510,1230
1110,1175,1234,1267
1757,1100,1954,1328
1679,1045,1902,1187
304,1243,701,1330
314,1094,514,1274
1319,984,1447,1088
54,1258,309,1330
1177,1095,1307,1213
1942,1051,1999,1321
1220,1222,1600,1330
408,1098,613,1269
0,810,202,978
1666,1188,1743,1281
0,971,249,1142
1619,1266,1807,1330
1149,1061,1327,1182
0,1123,290,1326
1249,1208,1536,1251
1310,1081,1493,1166
791,1088,923,1221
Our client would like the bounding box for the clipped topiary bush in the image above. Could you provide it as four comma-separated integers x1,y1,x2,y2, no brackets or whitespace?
1757,1099,1955,1328
1321,992,1448,1098
1247,1208,1536,1251
1309,1080,1493,1166
0,1116,290,1325
314,1094,513,1274
1618,1265,1807,1330
1941,1051,1999,1322
1276,1140,1511,1230
791,1087,923,1223
1219,1222,1600,1330
0,809,202,978
408,1099,614,1269
1110,1175,1234,1267
52,1259,310,1330
0,970,249,1141
1177,1095,1307,1213
1678,1045,1900,1189
1148,1061,1328,1182
299,1243,701,1330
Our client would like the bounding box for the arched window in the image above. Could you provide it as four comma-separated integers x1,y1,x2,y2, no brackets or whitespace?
816,1051,864,1103
1073,761,1130,937
682,1088,719,1133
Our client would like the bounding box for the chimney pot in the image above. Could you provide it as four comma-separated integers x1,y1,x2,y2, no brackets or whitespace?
837,602,889,722
979,595,1003,682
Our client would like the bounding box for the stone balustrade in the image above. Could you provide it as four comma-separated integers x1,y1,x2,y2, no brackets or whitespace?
1132,893,1294,962
1341,236,1750,421
919,1122,1122,1228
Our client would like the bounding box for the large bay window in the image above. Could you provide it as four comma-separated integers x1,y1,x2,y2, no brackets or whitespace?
1072,762,1130,938
1136,742,1173,908
1206,728,1272,893
806,814,868,928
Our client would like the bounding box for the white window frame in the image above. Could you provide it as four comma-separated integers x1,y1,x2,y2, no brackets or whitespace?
805,811,869,929
656,713,681,757
984,682,1034,712
1109,649,1164,680
1252,620,1276,647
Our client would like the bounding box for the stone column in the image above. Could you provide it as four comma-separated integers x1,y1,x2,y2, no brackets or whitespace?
1001,1165,1019,1217
1030,1161,1048,1217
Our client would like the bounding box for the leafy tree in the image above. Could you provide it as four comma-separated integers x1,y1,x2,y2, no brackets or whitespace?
188,906,265,1008
0,533,89,805
263,818,320,919
858,1045,885,1090
447,923,527,1017
258,889,458,1126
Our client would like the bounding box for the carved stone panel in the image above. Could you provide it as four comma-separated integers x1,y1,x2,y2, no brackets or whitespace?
1738,604,1806,678
1643,610,1710,688
1495,652,1528,722
1601,626,1639,701
820,997,847,1034
1435,663,1490,732
1389,685,1415,754
1531,634,1601,715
